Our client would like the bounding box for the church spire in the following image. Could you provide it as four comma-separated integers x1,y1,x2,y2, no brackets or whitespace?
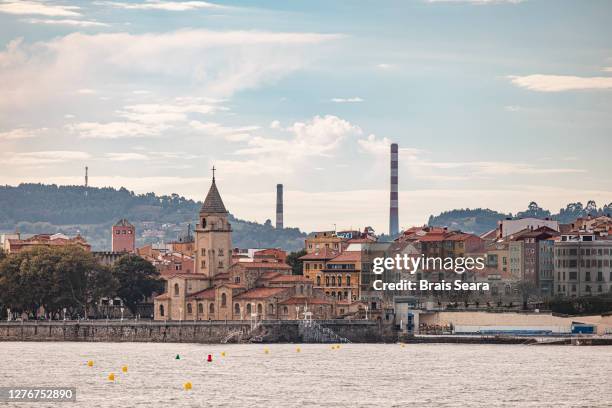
201,166,227,213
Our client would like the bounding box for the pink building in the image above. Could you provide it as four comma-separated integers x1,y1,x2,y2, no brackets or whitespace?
112,218,135,253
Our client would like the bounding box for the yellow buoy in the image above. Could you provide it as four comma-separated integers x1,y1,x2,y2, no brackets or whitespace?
337,345,341,349
264,348,269,354
296,347,301,353
330,345,335,350
108,373,115,382
400,344,405,348
122,365,128,373
221,352,226,357
87,360,94,367
183,382,192,391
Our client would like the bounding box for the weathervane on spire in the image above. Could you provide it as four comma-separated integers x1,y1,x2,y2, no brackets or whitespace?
211,165,216,181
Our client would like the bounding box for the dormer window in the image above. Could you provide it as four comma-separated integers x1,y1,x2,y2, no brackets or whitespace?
202,218,207,228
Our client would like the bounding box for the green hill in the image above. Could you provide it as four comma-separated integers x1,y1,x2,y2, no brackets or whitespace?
428,201,611,235
0,184,306,252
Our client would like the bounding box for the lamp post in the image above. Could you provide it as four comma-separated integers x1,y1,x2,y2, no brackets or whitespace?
7,308,11,321
365,305,369,320
63,308,67,321
120,307,124,322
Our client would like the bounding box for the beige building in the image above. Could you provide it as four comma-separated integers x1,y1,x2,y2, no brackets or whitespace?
154,173,343,321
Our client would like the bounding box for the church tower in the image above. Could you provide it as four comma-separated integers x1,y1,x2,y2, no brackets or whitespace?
195,167,232,278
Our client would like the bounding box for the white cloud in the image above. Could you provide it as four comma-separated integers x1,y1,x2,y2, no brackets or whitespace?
77,88,97,95
21,18,109,27
508,74,612,92
358,134,421,158
269,120,281,129
0,1,80,17
189,121,258,142
106,152,150,161
376,63,395,69
2,151,90,166
0,127,48,139
0,30,342,112
236,115,361,157
330,97,364,103
98,0,228,11
68,121,165,139
504,105,521,112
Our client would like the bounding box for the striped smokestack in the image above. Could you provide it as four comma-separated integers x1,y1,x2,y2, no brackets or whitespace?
389,143,399,236
276,184,284,229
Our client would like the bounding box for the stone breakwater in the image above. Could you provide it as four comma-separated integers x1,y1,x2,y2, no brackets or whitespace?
0,320,385,343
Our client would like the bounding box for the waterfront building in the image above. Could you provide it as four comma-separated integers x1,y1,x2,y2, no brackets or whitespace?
153,172,342,321
496,217,559,239
554,232,612,297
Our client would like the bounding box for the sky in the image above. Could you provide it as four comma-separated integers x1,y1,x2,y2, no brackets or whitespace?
0,0,611,234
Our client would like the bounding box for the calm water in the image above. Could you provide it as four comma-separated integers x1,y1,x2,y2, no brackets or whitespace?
0,342,610,407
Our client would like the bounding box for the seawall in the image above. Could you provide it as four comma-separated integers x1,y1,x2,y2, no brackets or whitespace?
0,320,385,343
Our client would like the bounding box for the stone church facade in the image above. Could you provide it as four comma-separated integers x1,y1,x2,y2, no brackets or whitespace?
154,173,339,321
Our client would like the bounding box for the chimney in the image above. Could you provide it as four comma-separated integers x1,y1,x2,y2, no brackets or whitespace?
276,184,283,229
389,143,399,236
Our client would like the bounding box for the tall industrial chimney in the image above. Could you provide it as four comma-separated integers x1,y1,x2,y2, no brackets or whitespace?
389,143,399,236
276,184,284,229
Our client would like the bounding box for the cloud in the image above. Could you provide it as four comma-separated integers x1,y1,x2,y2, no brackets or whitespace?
189,121,258,142
97,0,229,11
236,115,361,157
358,134,421,157
330,97,363,103
0,30,342,112
604,67,612,73
0,127,48,139
21,18,109,27
508,74,612,92
68,121,165,139
269,120,281,129
0,1,80,17
376,63,395,69
504,105,521,112
106,152,150,161
2,150,90,166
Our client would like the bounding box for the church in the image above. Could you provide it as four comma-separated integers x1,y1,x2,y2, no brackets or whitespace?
154,171,343,321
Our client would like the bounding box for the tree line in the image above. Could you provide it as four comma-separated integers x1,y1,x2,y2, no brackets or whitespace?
0,246,163,320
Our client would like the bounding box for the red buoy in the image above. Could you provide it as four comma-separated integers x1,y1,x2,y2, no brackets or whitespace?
207,354,212,362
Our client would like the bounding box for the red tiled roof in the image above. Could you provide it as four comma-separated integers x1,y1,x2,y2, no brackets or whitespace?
258,271,284,281
187,288,216,300
234,287,288,300
155,293,170,300
329,251,361,262
237,262,291,270
214,272,230,280
299,247,339,260
446,233,481,241
417,234,447,242
163,273,210,280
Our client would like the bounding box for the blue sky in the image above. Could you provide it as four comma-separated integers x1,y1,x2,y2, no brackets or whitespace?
0,0,611,233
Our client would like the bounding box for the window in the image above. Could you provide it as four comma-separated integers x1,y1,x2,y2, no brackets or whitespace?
218,261,223,268
316,276,321,286
187,303,192,314
201,249,205,256
209,303,215,314
282,306,288,315
300,285,304,295
585,272,591,282
325,276,330,286
198,303,204,314
346,276,351,286
221,293,227,307
201,260,206,268
337,276,342,286
246,304,252,315
159,305,164,317
174,283,179,296
115,230,120,234
234,303,240,315
257,303,263,314
268,304,274,315
235,276,241,284
571,284,576,292
569,272,577,280
331,276,336,286
218,249,224,256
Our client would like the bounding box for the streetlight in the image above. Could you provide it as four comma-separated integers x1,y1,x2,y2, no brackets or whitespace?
63,308,67,321
364,305,369,320
120,307,124,322
7,308,11,322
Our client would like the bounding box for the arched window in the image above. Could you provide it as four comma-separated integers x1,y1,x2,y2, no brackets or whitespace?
332,291,336,297
221,293,227,307
235,276,240,284
337,292,342,300
344,291,348,299
209,303,215,314
325,276,330,286
257,303,263,314
331,276,336,286
234,303,240,315
268,304,274,315
198,303,204,314
173,283,179,296
346,276,351,286
300,285,304,295
246,303,252,315
316,276,321,286
187,303,192,314
218,261,223,268
337,276,342,286
282,306,288,315
159,304,165,317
